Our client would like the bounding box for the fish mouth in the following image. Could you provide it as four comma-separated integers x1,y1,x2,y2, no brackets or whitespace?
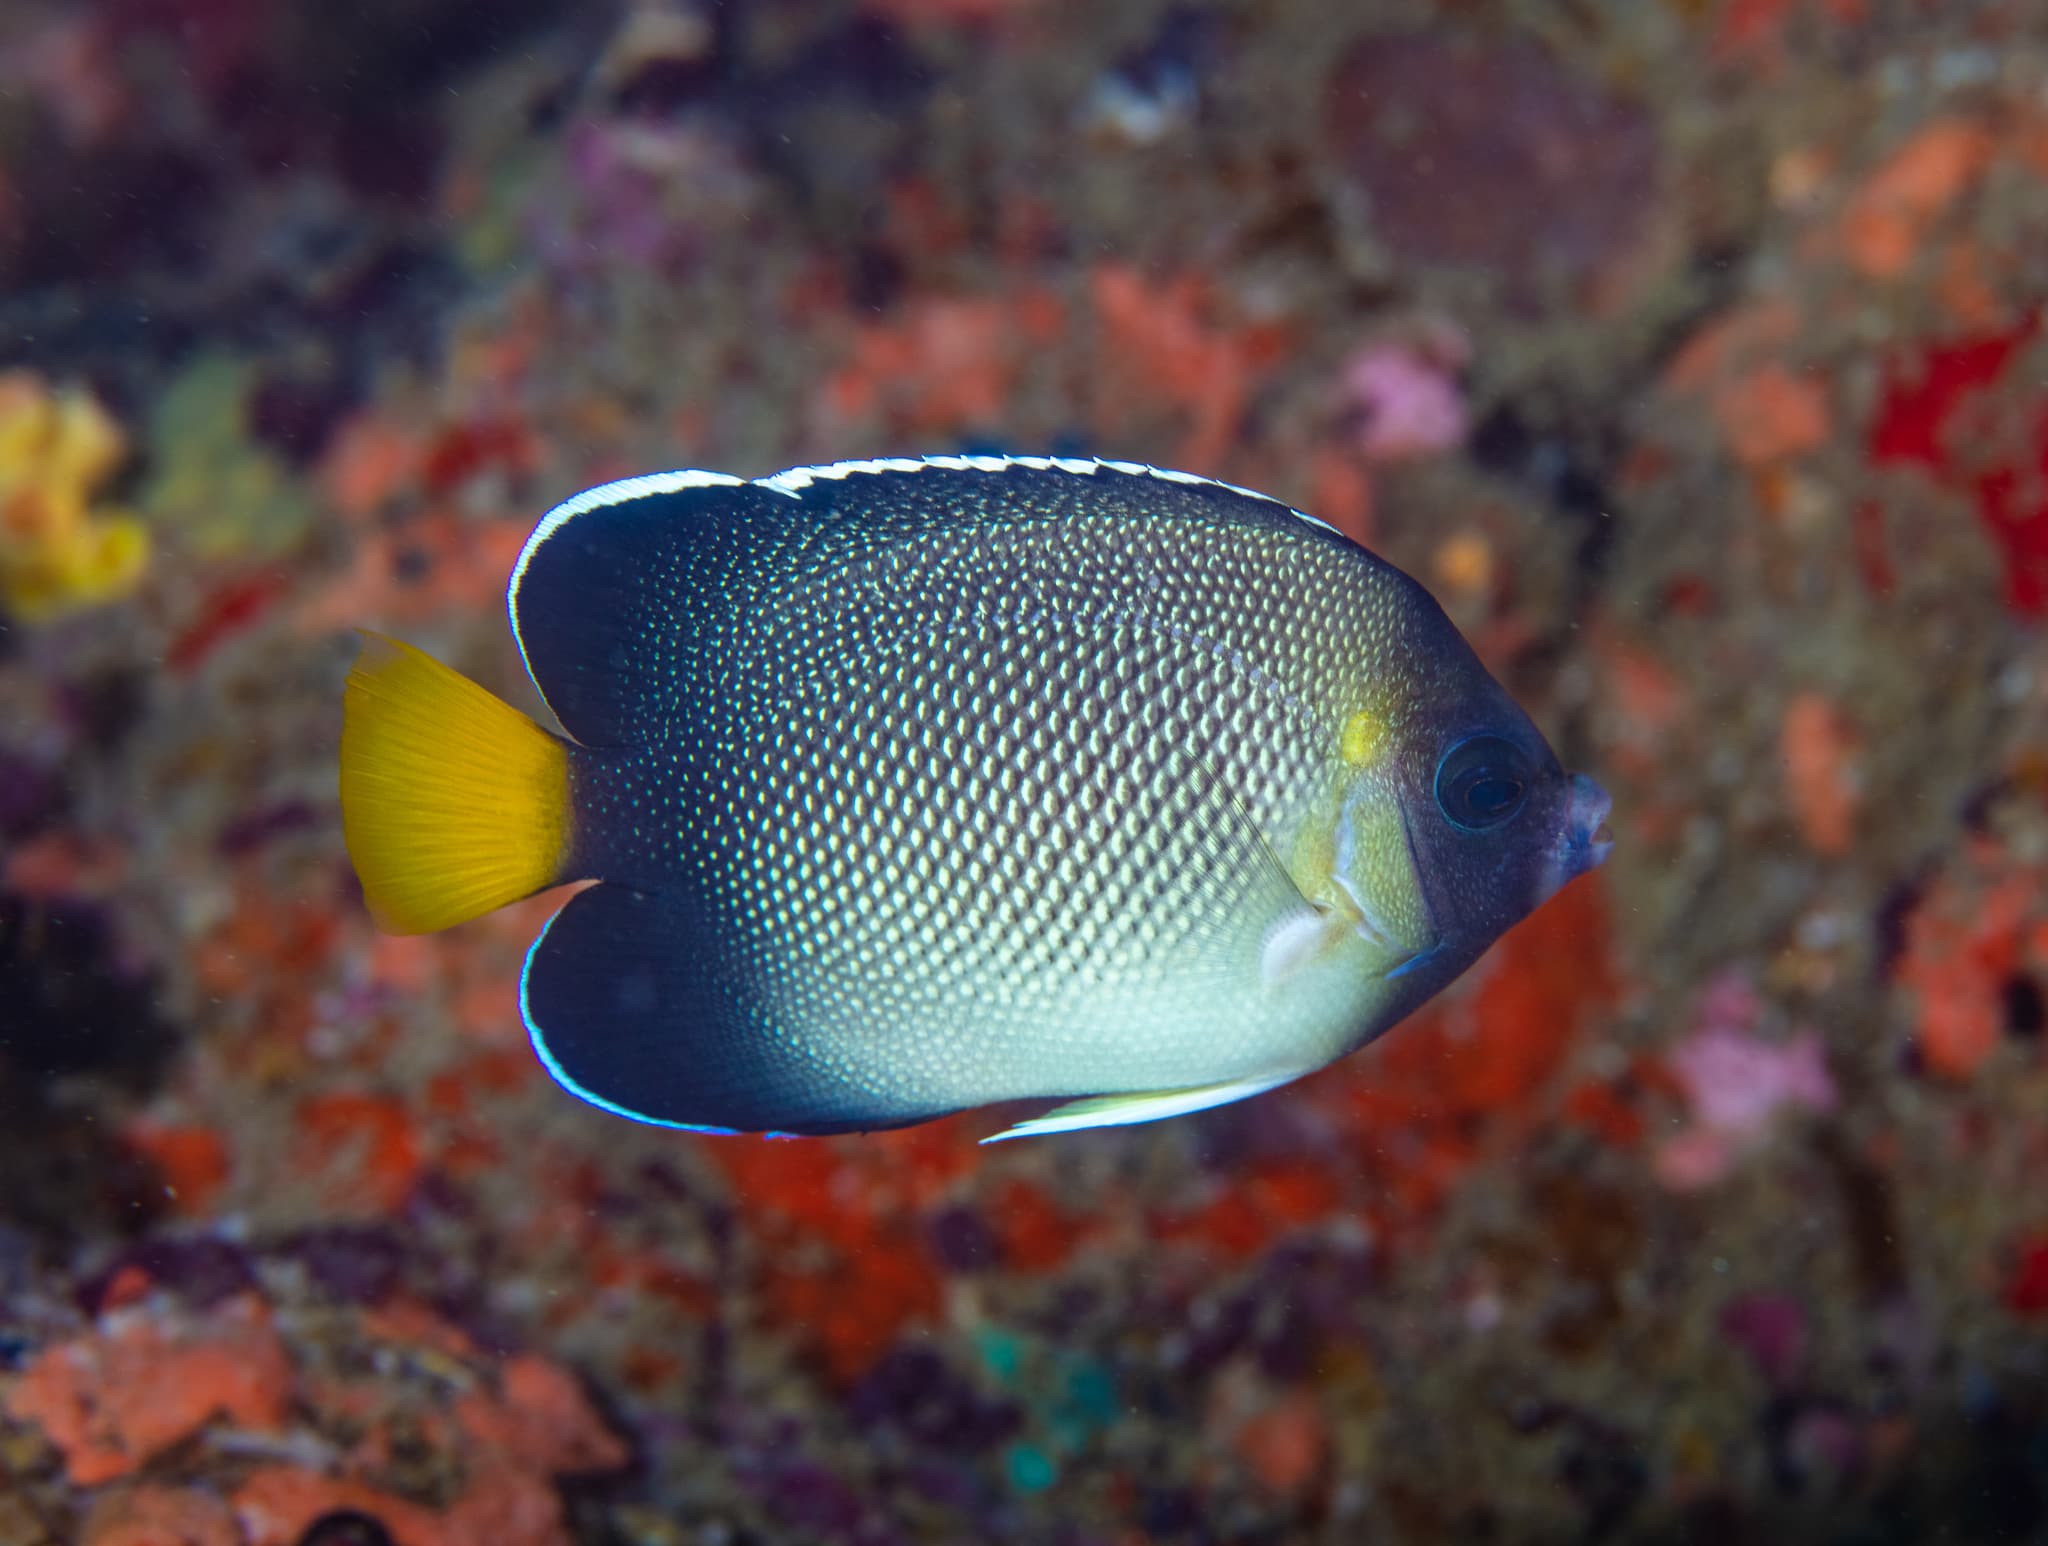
1546,772,1613,895
1572,773,1615,869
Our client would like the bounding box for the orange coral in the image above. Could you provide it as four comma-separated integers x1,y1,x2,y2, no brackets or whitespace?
84,1485,239,1546
1089,264,1291,471
986,1178,1081,1272
801,264,1288,475
1718,363,1832,467
6,1297,293,1485
359,1298,482,1363
1155,1159,1342,1262
1601,641,1687,739
766,1235,944,1382
1305,446,1375,547
712,1117,977,1248
1834,118,1994,280
1234,1393,1328,1498
1663,299,1800,395
1897,848,2035,1080
1780,692,1860,854
453,1355,631,1475
234,1469,450,1546
1662,301,1831,468
708,1125,972,1379
1155,1186,1277,1262
1935,238,2011,331
319,411,421,521
815,292,1055,443
294,1091,428,1214
1563,1076,1648,1149
122,1122,232,1216
1299,871,1617,1236
227,1334,623,1546
193,883,341,999
1,831,126,900
295,512,531,636
1432,531,1497,603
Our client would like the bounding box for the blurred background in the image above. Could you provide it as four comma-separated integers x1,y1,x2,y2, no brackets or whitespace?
0,1,2045,1542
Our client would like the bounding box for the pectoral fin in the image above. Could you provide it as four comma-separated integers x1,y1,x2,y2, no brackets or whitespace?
1150,737,1324,964
1259,903,1354,987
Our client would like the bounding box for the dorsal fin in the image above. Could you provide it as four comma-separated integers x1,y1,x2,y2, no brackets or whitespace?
508,470,766,746
506,456,1341,746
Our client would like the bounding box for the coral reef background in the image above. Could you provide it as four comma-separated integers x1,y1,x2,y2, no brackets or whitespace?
3,1,2048,1542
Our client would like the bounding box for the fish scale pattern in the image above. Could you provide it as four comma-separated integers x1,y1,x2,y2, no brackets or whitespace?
537,463,1455,1120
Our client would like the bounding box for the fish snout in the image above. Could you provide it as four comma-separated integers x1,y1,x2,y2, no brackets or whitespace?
1533,771,1613,903
1564,772,1614,876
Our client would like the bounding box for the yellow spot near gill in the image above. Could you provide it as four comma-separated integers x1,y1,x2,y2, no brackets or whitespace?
1340,708,1388,767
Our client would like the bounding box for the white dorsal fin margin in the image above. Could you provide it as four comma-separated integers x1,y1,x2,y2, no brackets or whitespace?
510,453,1341,648
753,454,1339,533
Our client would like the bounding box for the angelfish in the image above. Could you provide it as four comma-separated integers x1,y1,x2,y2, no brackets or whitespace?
339,456,1611,1141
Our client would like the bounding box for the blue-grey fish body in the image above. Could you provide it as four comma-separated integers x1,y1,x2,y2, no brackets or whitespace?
340,456,1611,1140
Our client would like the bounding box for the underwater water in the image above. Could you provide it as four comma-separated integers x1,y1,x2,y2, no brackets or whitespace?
3,0,2048,1542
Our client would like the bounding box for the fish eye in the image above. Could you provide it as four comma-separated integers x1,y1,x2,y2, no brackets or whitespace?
1435,734,1531,833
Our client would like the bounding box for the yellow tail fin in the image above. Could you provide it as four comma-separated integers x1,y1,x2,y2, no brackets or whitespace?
340,632,571,935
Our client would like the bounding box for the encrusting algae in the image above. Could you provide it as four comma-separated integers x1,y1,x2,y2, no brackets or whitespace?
0,371,148,623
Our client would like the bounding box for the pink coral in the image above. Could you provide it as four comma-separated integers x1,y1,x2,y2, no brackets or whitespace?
1337,330,1470,463
1656,974,1837,1190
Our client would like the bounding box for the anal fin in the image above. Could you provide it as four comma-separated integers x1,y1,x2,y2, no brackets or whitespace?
521,883,934,1136
979,1071,1304,1144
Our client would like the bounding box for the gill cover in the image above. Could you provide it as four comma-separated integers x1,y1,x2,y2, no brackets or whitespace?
1329,774,1439,974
